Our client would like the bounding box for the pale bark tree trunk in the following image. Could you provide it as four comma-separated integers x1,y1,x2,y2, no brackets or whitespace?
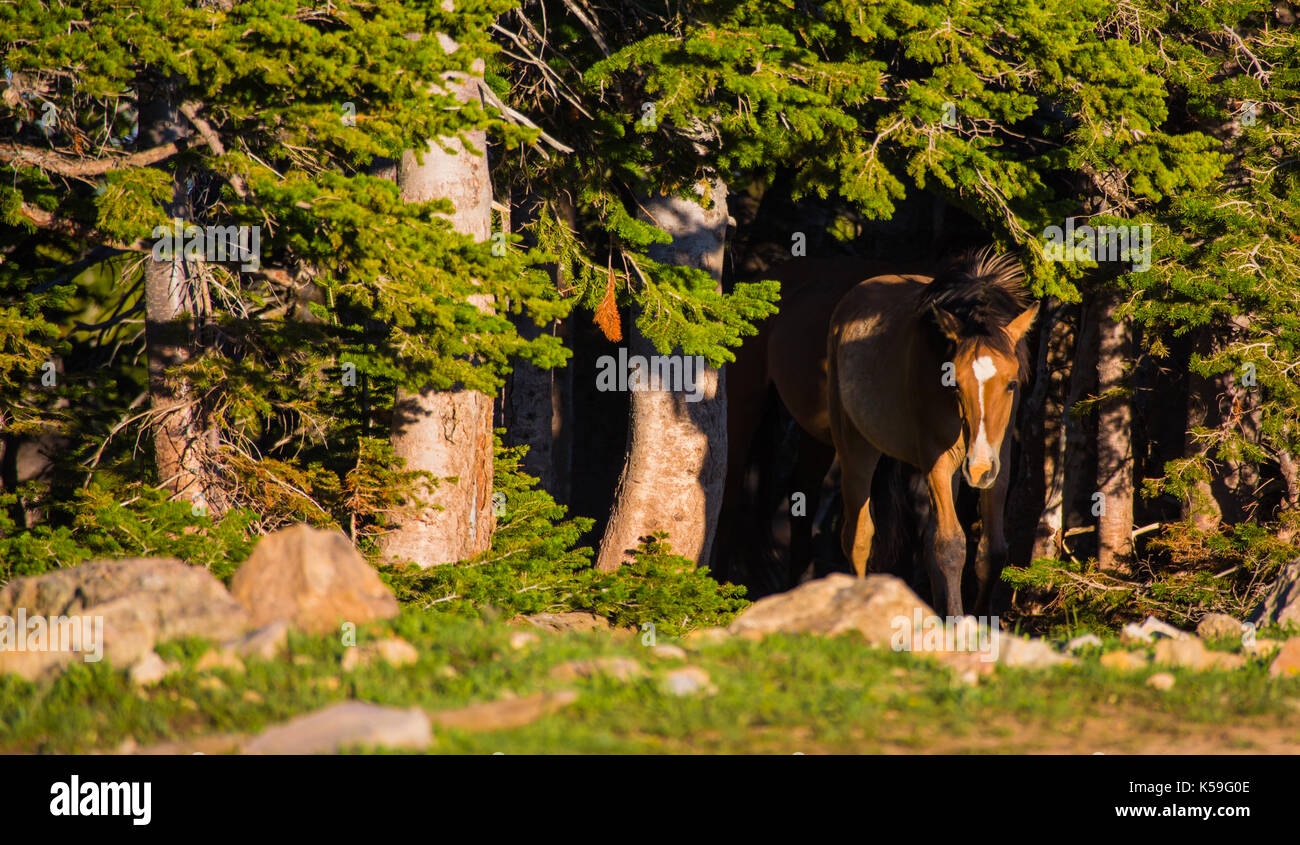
596,179,729,571
1096,289,1134,570
139,86,225,514
380,38,495,567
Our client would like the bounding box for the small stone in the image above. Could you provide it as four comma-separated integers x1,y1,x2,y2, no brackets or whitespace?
508,631,539,650
520,612,612,633
242,690,264,704
196,649,245,674
1152,637,1243,671
128,652,169,687
242,701,432,755
1196,613,1245,641
684,627,731,646
1121,615,1189,645
1100,650,1149,672
1268,638,1300,678
1246,638,1281,657
1153,637,1211,670
198,676,226,692
660,666,716,697
1146,672,1176,691
550,656,644,683
649,644,687,661
227,621,289,661
996,635,1073,669
341,637,419,671
1067,634,1103,652
428,690,578,732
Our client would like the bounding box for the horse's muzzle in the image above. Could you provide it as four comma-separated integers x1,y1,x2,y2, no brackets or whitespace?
964,458,999,489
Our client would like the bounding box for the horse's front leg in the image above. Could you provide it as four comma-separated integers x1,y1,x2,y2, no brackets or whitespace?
924,455,967,617
974,437,1013,615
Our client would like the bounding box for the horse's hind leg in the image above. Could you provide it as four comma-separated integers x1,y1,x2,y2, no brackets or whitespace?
924,456,967,617
835,430,881,577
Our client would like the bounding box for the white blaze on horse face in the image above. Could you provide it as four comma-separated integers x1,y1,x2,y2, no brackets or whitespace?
969,355,998,469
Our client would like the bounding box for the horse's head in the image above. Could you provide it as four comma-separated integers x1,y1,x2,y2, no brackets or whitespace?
926,250,1038,489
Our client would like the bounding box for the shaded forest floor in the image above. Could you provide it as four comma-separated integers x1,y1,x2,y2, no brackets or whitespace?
4,612,1300,754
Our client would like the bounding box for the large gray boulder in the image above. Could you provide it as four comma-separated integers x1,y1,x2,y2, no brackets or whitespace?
0,557,250,680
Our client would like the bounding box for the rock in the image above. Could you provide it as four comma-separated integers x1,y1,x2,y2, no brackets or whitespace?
1146,672,1176,691
242,690,264,704
1249,559,1300,631
649,644,688,661
660,666,716,697
1067,634,1103,652
0,649,73,682
520,612,612,633
0,557,250,674
549,656,644,683
997,634,1073,669
1120,615,1189,644
229,525,398,636
1153,637,1245,671
341,637,418,671
226,621,289,661
728,573,936,645
1196,613,1245,641
1100,650,1149,672
1268,638,1300,678
128,652,170,686
195,650,245,674
508,631,539,650
683,627,731,646
728,573,1069,667
1246,638,1281,657
242,701,432,754
427,690,578,732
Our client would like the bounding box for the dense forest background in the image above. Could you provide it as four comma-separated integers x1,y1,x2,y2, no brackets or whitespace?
2,0,1299,634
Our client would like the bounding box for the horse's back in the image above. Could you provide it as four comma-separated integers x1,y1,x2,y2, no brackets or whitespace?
765,260,935,444
829,273,940,466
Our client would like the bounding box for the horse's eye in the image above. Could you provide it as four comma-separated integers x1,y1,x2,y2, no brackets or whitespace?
1007,380,1019,392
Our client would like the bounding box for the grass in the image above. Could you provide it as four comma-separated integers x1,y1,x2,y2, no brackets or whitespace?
3,609,1300,754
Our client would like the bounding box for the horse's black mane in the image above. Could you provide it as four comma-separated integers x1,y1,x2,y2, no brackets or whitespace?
919,247,1030,351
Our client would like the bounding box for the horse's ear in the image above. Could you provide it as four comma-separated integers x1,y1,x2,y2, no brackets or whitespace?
931,305,962,342
1005,302,1039,344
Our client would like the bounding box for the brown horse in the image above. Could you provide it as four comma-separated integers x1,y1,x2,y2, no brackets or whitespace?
826,249,1037,616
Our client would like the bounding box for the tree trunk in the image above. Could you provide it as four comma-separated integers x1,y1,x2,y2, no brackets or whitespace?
502,198,574,503
139,86,225,514
596,179,729,571
380,46,495,567
1096,289,1134,570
